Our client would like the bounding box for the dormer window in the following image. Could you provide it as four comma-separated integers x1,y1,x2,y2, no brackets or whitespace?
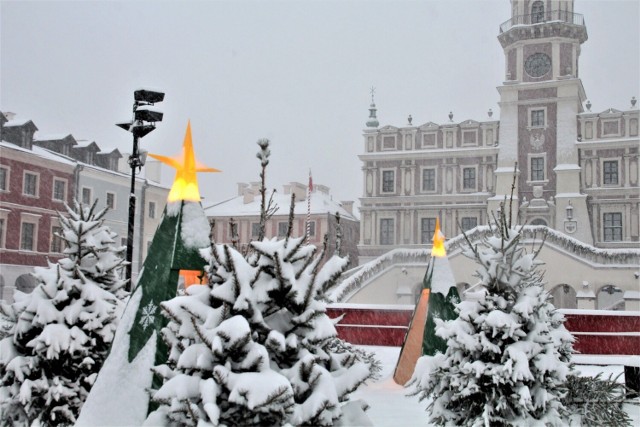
531,1,544,24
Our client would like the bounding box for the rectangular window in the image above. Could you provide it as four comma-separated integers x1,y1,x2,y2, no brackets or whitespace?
382,170,395,193
121,237,128,247
603,212,622,242
0,167,8,191
307,221,316,237
382,136,396,150
277,222,288,237
380,218,394,245
106,192,116,209
462,168,476,190
251,223,260,238
531,157,545,181
81,187,92,205
531,109,545,127
21,222,35,251
422,169,436,192
148,201,156,219
421,218,437,244
51,225,63,253
602,121,619,136
23,172,38,196
53,179,66,201
461,217,478,232
422,133,436,148
0,218,5,248
603,161,619,185
462,131,477,146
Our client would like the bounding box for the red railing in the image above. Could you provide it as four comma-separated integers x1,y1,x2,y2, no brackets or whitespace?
328,305,640,355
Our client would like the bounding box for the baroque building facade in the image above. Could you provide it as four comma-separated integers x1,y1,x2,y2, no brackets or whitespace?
359,0,638,262
352,0,639,310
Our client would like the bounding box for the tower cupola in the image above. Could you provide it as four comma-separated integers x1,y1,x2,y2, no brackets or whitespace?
366,87,379,128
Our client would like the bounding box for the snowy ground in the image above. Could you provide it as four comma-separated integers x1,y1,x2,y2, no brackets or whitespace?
353,346,640,427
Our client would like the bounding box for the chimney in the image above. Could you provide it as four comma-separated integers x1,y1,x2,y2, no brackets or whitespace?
144,159,162,183
341,201,354,216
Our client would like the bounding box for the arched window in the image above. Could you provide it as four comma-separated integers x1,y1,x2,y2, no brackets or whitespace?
550,284,577,309
531,1,545,24
597,285,625,310
15,274,37,294
530,218,547,226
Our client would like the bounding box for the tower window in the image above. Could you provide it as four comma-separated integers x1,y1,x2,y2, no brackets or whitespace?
603,213,622,242
531,157,545,181
603,161,619,185
531,1,544,24
380,218,394,245
531,110,545,127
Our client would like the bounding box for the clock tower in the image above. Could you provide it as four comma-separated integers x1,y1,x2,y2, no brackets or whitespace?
493,0,592,243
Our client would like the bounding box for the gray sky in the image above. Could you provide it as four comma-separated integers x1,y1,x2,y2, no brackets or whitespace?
1,0,638,208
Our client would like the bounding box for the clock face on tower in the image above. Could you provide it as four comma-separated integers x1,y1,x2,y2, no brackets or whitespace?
525,53,552,78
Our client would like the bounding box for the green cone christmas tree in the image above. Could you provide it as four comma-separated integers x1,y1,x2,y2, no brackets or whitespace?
394,218,460,384
421,218,461,356
77,122,219,426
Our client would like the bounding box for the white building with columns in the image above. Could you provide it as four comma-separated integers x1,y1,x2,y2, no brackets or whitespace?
352,0,639,310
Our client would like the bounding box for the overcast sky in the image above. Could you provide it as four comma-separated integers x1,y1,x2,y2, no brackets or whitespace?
1,0,638,208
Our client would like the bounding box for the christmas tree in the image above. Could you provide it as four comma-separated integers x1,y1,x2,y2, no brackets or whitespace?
409,202,574,426
394,218,460,385
145,139,374,426
77,122,219,426
0,200,127,426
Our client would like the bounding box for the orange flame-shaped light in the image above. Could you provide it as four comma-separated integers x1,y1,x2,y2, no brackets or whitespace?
149,121,220,202
431,217,446,258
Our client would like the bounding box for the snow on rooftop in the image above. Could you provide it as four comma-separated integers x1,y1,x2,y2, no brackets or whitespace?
34,133,74,141
205,188,358,221
0,140,76,165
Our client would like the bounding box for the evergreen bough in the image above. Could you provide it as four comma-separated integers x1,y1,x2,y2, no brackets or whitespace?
0,200,127,426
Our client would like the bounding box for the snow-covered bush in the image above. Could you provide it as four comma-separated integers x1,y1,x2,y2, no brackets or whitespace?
147,139,374,426
409,206,575,426
147,234,374,426
0,200,128,426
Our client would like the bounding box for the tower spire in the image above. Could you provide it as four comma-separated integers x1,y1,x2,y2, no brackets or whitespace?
366,86,379,128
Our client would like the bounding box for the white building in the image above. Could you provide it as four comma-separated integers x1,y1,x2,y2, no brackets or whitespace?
350,0,639,310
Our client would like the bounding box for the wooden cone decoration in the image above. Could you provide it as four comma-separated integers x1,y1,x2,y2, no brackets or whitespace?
393,218,460,384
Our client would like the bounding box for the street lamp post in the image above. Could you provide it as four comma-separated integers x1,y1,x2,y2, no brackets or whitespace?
117,88,164,289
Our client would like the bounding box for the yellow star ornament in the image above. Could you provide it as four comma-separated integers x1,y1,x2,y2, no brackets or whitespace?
149,121,220,203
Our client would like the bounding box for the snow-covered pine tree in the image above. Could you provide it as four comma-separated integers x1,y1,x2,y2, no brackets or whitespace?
146,140,373,426
409,199,575,426
0,200,127,426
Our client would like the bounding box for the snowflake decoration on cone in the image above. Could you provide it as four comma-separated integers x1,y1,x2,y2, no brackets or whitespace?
140,301,157,331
